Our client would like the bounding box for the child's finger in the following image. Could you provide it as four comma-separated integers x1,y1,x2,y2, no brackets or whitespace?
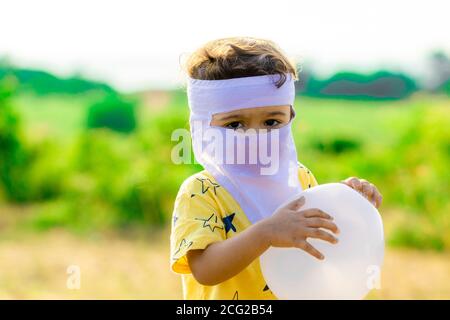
377,193,383,208
301,208,333,220
344,177,362,191
372,190,383,208
370,185,382,208
295,240,324,260
305,228,339,244
285,196,305,211
361,180,374,200
305,218,340,234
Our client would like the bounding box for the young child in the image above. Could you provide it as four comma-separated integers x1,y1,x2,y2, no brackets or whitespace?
170,37,382,300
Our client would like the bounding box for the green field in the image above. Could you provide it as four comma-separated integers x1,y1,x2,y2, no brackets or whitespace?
1,90,449,299
6,92,449,248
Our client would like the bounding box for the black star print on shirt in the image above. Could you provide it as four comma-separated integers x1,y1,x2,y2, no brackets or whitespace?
232,291,239,300
196,177,220,195
223,213,236,234
172,238,193,261
195,213,224,233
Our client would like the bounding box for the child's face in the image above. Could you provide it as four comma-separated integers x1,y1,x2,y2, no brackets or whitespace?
210,105,292,130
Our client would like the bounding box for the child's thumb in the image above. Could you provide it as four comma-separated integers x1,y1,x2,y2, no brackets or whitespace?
286,196,305,211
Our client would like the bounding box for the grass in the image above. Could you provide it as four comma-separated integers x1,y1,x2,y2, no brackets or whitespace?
0,228,449,299
0,229,179,299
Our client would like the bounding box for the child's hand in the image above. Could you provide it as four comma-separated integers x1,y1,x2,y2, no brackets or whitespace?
341,177,383,209
258,196,339,260
186,196,337,285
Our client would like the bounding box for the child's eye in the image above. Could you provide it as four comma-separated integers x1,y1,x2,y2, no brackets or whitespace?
225,121,244,129
264,119,281,127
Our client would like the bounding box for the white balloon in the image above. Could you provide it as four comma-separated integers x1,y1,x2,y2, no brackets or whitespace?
259,183,384,300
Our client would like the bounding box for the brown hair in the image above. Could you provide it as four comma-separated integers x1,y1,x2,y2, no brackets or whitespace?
181,37,298,88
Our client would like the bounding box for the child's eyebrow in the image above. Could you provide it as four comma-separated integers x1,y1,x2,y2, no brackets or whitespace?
215,114,243,121
214,110,288,122
265,111,289,117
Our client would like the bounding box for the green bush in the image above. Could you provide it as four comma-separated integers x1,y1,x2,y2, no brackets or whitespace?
0,76,67,202
311,136,361,154
0,76,33,202
86,94,137,133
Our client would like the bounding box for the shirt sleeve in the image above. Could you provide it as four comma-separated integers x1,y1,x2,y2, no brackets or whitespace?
170,178,226,274
298,163,319,189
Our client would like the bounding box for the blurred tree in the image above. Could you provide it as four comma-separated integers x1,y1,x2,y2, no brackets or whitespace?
297,69,418,100
86,94,137,133
0,61,115,96
0,75,32,202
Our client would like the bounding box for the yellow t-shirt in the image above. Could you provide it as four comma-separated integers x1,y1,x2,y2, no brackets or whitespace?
170,163,318,300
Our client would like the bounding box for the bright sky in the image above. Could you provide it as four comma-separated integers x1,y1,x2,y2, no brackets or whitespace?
1,0,449,92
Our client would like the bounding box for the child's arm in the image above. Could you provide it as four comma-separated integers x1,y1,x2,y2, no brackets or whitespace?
187,196,339,286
